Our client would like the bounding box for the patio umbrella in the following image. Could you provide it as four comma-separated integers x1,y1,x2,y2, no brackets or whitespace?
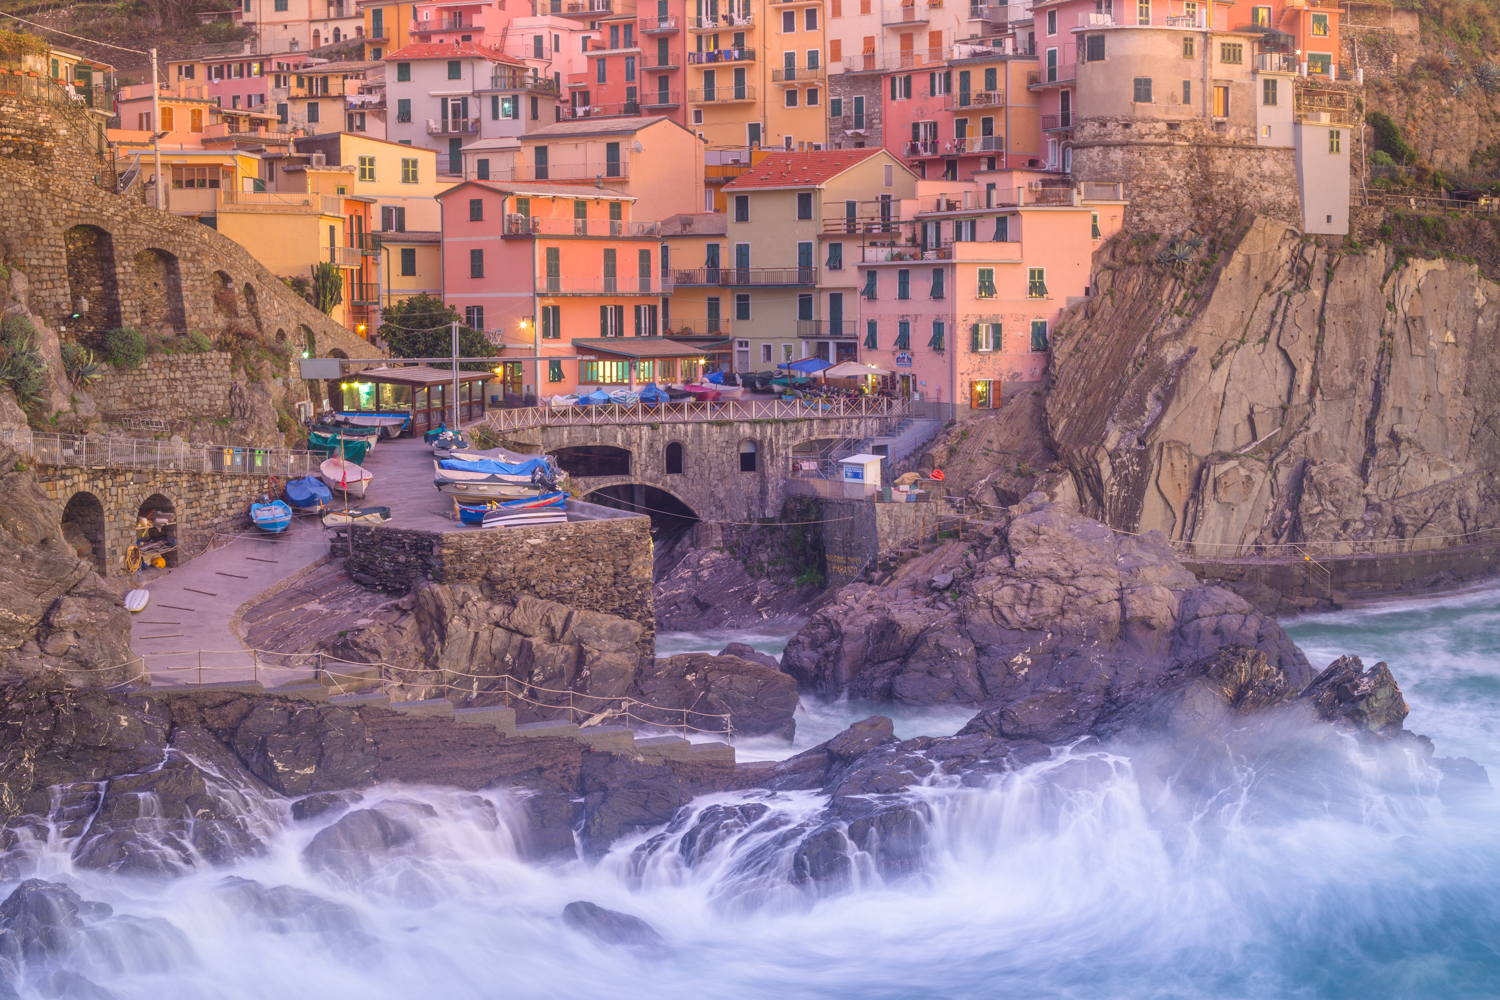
824,361,892,377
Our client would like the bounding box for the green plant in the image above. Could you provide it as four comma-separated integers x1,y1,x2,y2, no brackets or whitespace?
1366,112,1417,167
103,326,147,369
1370,150,1395,168
60,343,104,387
185,330,215,352
376,293,496,370
312,262,343,315
0,335,48,406
11,461,26,472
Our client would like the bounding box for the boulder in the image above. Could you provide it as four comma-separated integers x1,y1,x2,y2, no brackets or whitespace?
0,881,111,965
561,901,668,953
633,653,798,740
718,642,782,672
301,805,427,883
229,702,378,796
1300,655,1409,734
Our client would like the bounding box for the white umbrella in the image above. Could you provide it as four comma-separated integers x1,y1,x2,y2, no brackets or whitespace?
825,361,892,377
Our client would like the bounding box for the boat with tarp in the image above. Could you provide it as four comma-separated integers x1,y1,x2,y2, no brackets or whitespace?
321,506,392,527
455,491,567,526
285,475,333,513
251,498,293,534
433,453,561,499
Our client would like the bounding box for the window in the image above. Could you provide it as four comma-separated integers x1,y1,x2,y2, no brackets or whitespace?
600,304,625,337
274,0,286,11
863,320,877,349
805,6,818,28
1027,267,1047,298
448,60,462,80
1047,8,1057,33
400,248,416,276
955,218,977,242
830,96,844,116
665,442,684,474
855,95,867,130
890,74,911,100
1220,42,1243,63
519,198,532,218
734,293,751,321
1252,5,1270,25
1308,52,1331,74
785,88,798,108
1329,128,1341,153
931,268,945,298
535,34,545,58
1260,78,1278,107
977,268,996,298
1311,12,1328,35
734,194,750,222
897,269,910,299
458,305,483,331
382,206,406,231
634,303,658,336
1213,83,1229,117
883,163,894,186
477,159,490,180
1092,212,1101,239
761,343,773,363
739,440,758,473
530,96,540,120
596,57,606,83
306,102,319,123
895,321,911,350
1030,320,1049,351
467,249,484,278
929,321,945,351
625,56,636,82
796,192,813,219
401,158,418,183
276,103,288,124
1182,35,1193,58
971,379,996,409
1137,0,1149,23
603,248,617,292
541,305,560,339
357,155,375,181
1086,35,1105,61
930,70,951,96
972,323,998,352
782,9,795,31
808,87,820,106
467,198,483,222
161,106,175,130
548,359,564,383
862,271,878,299
1133,77,1152,103
827,243,843,270
397,98,411,122
1182,80,1191,104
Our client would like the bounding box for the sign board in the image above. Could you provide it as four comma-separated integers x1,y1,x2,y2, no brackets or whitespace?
299,358,343,379
895,352,913,368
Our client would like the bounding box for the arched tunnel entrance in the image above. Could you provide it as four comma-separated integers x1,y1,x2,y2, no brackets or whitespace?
584,484,700,580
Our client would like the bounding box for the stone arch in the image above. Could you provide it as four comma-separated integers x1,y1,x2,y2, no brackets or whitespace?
63,224,121,340
664,440,685,475
325,348,350,410
242,283,263,334
552,445,632,478
301,324,316,357
60,491,105,572
131,248,186,333
275,328,288,345
584,483,699,579
211,271,238,317
738,439,759,473
135,492,179,569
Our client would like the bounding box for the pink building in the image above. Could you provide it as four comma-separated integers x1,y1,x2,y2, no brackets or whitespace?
856,178,1123,416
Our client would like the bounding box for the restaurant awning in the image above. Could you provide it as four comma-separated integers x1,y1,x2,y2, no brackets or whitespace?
777,358,834,374
348,365,495,386
570,338,730,359
824,361,892,377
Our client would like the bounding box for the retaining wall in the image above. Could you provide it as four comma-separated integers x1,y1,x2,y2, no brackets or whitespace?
820,498,943,584
1186,539,1500,605
90,352,236,419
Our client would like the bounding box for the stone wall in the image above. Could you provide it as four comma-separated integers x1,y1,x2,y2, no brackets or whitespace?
820,497,942,584
1071,117,1302,232
90,352,236,419
343,501,656,633
34,464,273,576
828,74,883,150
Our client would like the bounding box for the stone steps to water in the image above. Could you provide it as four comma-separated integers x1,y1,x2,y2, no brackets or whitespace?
151,682,737,766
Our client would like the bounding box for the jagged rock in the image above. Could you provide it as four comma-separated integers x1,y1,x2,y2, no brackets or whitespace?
653,548,817,631
1300,655,1409,734
561,901,668,952
229,702,378,796
290,791,363,822
0,881,111,964
633,653,798,740
301,805,427,882
717,642,781,672
213,877,368,945
513,790,579,862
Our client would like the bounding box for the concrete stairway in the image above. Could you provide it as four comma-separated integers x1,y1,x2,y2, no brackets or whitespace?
840,416,945,472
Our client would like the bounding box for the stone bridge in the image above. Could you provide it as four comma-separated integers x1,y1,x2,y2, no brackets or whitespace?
486,401,908,520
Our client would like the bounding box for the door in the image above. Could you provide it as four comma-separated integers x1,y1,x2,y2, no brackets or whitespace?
783,50,796,80
1213,84,1229,117
606,141,621,177
845,199,857,233
828,292,843,336
899,374,911,397
448,137,462,172
1060,89,1071,127
735,338,749,370
703,69,716,101
603,248,617,293
658,72,670,104
545,246,560,292
708,295,722,332
958,69,970,105
797,241,813,283
705,242,720,282
1046,48,1057,82
734,242,750,283
733,66,747,99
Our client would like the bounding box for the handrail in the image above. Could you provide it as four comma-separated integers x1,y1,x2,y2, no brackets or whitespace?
2,429,325,478
487,396,911,431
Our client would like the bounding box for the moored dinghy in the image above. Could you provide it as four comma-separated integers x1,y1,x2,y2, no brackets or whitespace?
320,456,374,498
455,491,567,526
321,506,392,527
251,498,294,534
124,589,150,612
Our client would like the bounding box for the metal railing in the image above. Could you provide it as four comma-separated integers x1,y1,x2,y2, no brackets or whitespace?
640,15,680,30
772,65,824,82
560,101,643,119
1027,64,1078,86
1041,112,1073,130
532,0,614,15
688,85,757,103
949,89,1004,110
665,318,730,335
882,3,932,22
3,430,325,478
414,15,481,31
688,12,755,29
797,319,858,338
688,48,756,64
831,114,870,132
642,90,683,106
490,71,561,93
218,191,345,214
1257,52,1298,72
535,275,674,294
506,215,659,237
670,266,817,286
489,395,911,431
427,117,480,135
861,243,952,263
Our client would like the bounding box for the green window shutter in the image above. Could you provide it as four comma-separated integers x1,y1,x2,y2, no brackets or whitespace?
548,359,563,382
862,271,877,298
864,321,878,349
929,322,944,351
601,305,608,336
895,322,910,350
971,324,982,352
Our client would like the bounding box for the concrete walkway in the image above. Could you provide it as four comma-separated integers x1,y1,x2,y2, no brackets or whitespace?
129,515,330,687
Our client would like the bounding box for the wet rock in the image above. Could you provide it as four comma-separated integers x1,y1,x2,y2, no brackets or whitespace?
213,877,368,944
35,970,117,1000
302,807,423,882
633,653,798,740
0,881,110,964
789,826,853,886
717,642,782,673
561,901,667,952
654,547,817,631
513,791,579,862
291,791,363,822
676,802,771,866
1300,655,1409,734
230,702,378,796
846,804,930,878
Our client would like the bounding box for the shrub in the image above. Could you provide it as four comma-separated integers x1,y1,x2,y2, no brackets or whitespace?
0,315,36,342
102,326,146,369
1370,150,1395,167
1366,112,1418,166
60,342,104,386
185,329,215,353
0,336,47,405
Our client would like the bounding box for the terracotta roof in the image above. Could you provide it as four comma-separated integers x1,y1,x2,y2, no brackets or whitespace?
722,150,886,191
383,42,524,65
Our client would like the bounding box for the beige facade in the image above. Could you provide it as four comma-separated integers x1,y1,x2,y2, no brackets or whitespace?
762,0,829,150
517,117,707,221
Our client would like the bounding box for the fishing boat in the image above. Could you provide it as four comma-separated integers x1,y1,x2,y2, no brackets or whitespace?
423,423,450,444
430,430,470,458
251,498,294,534
638,384,670,406
578,388,612,406
433,455,561,499
285,474,334,513
549,394,580,408
456,491,567,526
124,589,150,612
320,456,374,498
321,506,392,527
336,413,410,438
609,388,640,406
307,430,371,466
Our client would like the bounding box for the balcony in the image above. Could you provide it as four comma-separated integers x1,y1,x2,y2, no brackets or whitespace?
490,70,561,93
328,246,363,267
218,191,345,215
427,117,480,135
882,3,931,24
948,89,1003,110
535,275,674,295
531,0,614,15
505,215,660,238
968,0,1032,22
772,65,825,83
1041,111,1072,131
1256,52,1298,73
671,266,817,286
797,320,858,338
688,11,754,30
437,156,461,176
641,90,683,107
1027,64,1078,88
640,15,680,31
688,85,757,103
351,232,383,254
688,48,756,64
560,101,644,119
349,281,380,305
860,243,952,263
413,15,481,32
903,139,940,158
666,318,731,335
1295,88,1353,125
945,135,1005,153
844,47,955,73
832,114,871,132
642,57,681,70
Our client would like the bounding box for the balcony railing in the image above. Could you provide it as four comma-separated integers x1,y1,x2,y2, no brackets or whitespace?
414,15,481,31
536,275,674,294
505,214,660,237
642,57,681,70
822,217,901,234
641,90,683,106
832,114,870,132
1041,112,1072,130
904,139,940,157
843,47,955,73
218,191,345,215
640,15,680,31
560,101,643,119
490,71,561,93
531,0,613,15
349,281,380,305
688,86,757,103
437,156,461,176
328,246,362,267
860,243,953,263
772,65,825,82
797,320,858,338
688,48,756,64
967,0,1032,21
1027,64,1078,87
1257,52,1298,73
948,89,1004,110
688,11,754,30
882,4,932,24
427,117,480,135
1295,88,1353,125
665,318,730,335
946,135,1005,153
350,233,383,254
672,266,818,286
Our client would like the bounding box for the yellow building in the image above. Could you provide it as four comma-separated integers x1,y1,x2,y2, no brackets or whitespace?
515,117,707,221
360,0,417,60
761,0,828,150
661,212,731,338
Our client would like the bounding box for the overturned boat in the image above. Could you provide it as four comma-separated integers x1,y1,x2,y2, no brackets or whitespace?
433,454,561,499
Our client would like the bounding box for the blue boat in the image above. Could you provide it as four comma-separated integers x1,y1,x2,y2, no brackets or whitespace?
456,492,567,525
285,475,333,512
639,383,670,405
579,389,612,405
251,499,294,534
423,423,449,444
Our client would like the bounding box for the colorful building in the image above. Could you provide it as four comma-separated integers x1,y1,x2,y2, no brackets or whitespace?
360,0,418,58
513,116,707,219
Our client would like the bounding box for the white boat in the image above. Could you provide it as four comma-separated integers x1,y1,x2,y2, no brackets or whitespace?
124,589,150,612
321,505,392,527
320,457,373,498
481,510,569,528
549,394,580,408
432,459,541,499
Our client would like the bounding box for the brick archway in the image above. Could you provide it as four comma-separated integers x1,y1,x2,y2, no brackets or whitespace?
63,224,121,341
132,247,187,333
60,491,106,571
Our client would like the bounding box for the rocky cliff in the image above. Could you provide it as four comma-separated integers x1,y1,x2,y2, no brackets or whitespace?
1043,216,1500,551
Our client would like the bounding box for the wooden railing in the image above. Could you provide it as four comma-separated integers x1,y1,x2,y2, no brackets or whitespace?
486,396,911,432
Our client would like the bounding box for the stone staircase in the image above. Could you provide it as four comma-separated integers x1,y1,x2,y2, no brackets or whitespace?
840,416,945,475
144,678,737,765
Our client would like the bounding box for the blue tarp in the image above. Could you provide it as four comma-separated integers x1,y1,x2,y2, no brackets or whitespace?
704,370,724,384
285,475,332,509
580,389,612,405
777,358,833,374
439,457,554,477
639,383,670,404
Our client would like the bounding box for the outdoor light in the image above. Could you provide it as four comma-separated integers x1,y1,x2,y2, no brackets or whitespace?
357,324,367,333
493,365,505,375
301,350,310,358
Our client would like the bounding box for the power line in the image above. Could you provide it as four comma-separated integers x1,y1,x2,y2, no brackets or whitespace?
584,491,855,526
0,10,154,59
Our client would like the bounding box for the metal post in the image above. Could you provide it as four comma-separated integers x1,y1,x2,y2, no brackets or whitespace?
198,649,202,686
150,48,164,211
450,320,460,430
